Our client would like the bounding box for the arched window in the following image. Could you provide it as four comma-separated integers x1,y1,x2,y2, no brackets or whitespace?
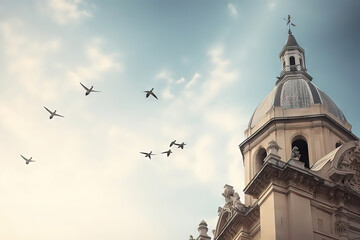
299,58,303,67
283,61,285,69
336,141,342,148
289,56,295,66
255,148,267,173
292,138,309,168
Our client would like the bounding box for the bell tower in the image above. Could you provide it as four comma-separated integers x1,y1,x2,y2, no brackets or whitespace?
239,24,357,206
280,30,306,74
197,16,360,240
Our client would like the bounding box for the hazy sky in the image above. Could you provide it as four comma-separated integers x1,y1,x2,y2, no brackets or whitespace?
0,0,359,239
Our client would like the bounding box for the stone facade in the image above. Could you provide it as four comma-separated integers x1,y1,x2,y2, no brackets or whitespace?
190,30,360,240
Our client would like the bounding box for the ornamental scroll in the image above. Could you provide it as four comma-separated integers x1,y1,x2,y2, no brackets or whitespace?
338,141,360,193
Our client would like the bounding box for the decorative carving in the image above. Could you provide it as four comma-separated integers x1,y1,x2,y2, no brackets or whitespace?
220,185,247,215
266,140,281,159
338,142,360,193
339,142,360,170
216,184,250,238
231,192,246,213
217,207,223,216
345,163,360,193
291,146,301,160
335,220,349,237
222,185,235,206
189,235,195,240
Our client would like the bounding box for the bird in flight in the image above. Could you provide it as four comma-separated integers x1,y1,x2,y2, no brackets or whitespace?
80,82,100,96
174,142,186,149
169,140,177,147
20,155,36,165
144,88,158,100
44,106,64,119
161,149,172,157
140,151,155,159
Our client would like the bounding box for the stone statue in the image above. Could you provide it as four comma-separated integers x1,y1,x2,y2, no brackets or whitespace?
291,146,301,161
231,193,240,207
222,184,235,205
189,235,195,240
232,192,246,212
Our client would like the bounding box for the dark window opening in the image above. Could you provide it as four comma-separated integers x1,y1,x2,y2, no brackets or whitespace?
299,58,303,67
290,56,295,66
292,139,309,168
283,61,285,69
255,148,267,173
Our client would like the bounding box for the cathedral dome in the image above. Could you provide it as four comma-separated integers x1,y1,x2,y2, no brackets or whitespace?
249,78,346,129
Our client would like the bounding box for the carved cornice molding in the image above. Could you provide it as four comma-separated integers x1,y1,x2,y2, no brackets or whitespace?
244,159,324,199
243,155,360,206
328,188,356,204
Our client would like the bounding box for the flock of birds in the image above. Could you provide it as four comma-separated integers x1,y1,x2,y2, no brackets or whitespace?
140,140,186,160
20,82,186,164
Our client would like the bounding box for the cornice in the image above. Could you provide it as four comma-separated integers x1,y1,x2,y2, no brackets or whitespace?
243,158,360,206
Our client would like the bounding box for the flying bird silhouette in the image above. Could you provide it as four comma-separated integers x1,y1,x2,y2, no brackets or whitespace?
20,155,36,165
161,149,172,157
44,106,64,119
140,151,155,159
80,82,100,96
169,140,177,147
144,88,158,100
174,142,186,149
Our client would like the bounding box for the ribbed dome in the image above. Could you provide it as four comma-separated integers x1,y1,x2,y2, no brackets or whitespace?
249,78,346,128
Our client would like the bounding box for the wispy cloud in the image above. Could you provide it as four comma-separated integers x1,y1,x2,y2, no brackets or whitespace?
161,87,175,100
153,45,243,187
176,77,186,84
185,73,200,89
0,21,62,101
68,38,122,84
228,3,238,17
44,0,92,25
197,46,238,106
156,69,174,83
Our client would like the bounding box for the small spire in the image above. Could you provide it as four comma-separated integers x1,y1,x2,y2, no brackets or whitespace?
197,220,211,240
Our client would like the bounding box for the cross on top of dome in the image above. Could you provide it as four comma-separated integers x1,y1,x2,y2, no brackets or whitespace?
283,14,296,35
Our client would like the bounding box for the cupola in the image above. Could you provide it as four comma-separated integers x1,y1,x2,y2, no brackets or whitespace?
239,27,357,206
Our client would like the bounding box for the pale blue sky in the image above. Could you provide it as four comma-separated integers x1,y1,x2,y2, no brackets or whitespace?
0,1,359,239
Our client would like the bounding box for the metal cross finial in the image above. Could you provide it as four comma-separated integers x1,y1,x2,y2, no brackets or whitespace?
283,14,296,34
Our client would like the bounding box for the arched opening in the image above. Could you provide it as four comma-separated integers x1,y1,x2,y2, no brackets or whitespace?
299,58,303,68
255,148,267,174
292,138,309,168
283,61,285,69
336,141,343,148
289,56,295,66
